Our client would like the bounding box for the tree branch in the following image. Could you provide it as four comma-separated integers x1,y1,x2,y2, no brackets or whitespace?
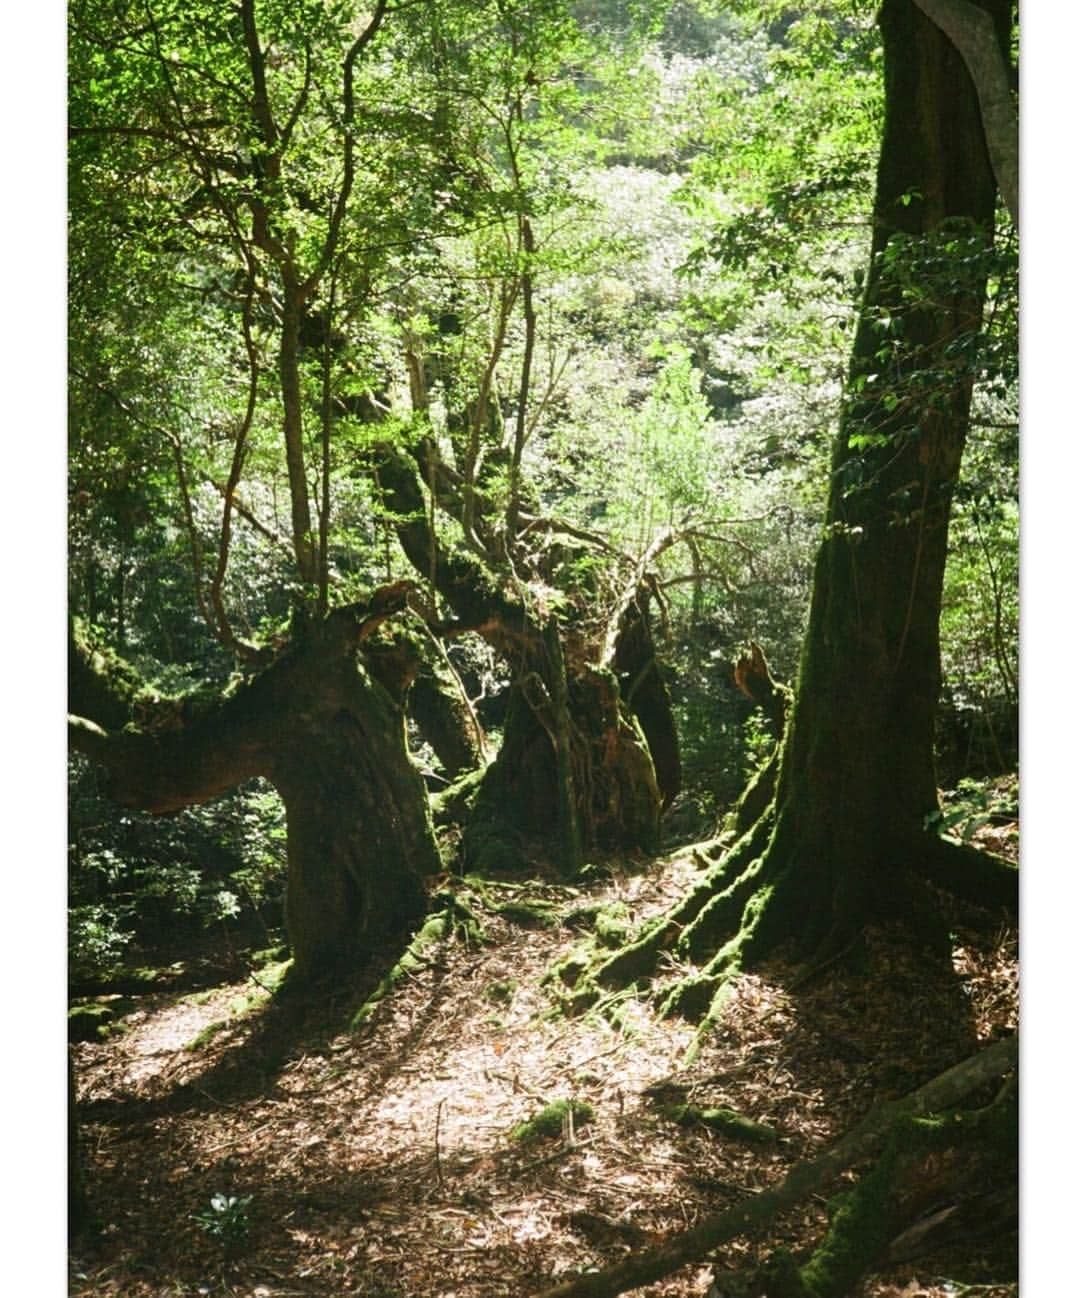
911,0,1017,226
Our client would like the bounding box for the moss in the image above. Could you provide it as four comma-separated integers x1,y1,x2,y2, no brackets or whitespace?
431,765,487,827
511,1098,595,1144
350,897,484,1030
485,979,517,1005
766,1103,1016,1298
186,1020,229,1051
562,900,607,929
463,875,561,927
68,1003,115,1043
658,1102,777,1144
182,990,217,1007
542,944,595,992
251,958,292,994
593,902,631,947
185,959,293,1050
248,944,289,966
793,1137,900,1298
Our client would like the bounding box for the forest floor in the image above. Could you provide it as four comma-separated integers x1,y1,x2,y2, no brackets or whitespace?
70,825,1018,1298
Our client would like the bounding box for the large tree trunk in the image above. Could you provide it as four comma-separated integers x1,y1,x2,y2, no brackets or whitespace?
364,623,488,780
69,588,441,983
584,0,1016,1027
375,443,667,874
733,0,1016,958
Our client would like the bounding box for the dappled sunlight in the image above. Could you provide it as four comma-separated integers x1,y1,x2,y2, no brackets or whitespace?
72,844,1016,1298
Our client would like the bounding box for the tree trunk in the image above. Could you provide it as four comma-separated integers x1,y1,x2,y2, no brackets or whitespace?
375,442,665,873
609,597,681,810
734,0,1016,961
280,271,318,586
69,590,441,983
585,0,1016,1024
364,624,488,780
910,0,1018,227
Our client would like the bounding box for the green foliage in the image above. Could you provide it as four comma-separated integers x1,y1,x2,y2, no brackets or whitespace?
69,759,287,983
740,709,775,781
68,0,1017,914
192,1193,253,1250
925,775,1018,846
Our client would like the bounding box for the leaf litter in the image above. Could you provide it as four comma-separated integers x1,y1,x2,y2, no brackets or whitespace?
71,840,1017,1298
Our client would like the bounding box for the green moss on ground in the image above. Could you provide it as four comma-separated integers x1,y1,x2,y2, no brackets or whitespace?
184,958,293,1050
350,897,485,1030
462,874,563,927
68,1003,115,1043
485,979,517,1004
592,901,632,947
511,1098,595,1143
658,1101,778,1144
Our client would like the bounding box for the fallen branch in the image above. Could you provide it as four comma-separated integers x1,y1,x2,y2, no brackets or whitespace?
533,1034,1017,1298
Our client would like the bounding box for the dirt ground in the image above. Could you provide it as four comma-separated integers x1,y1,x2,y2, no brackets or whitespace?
70,839,1018,1298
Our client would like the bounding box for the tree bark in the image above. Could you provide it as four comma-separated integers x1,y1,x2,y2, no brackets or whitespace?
910,0,1017,227
280,272,318,585
584,0,1016,1021
69,589,441,982
740,0,1014,959
376,442,665,872
364,622,488,779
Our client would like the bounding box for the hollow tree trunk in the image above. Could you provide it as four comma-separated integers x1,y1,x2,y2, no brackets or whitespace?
69,590,441,982
364,623,487,780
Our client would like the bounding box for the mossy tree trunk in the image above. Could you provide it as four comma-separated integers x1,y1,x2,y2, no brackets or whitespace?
590,0,1016,1021
69,586,441,984
375,442,669,873
364,621,488,780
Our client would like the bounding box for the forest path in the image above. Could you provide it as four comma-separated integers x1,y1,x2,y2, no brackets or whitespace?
71,842,1016,1298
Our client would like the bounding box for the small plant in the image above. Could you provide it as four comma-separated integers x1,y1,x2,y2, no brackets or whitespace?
925,775,1018,844
193,1193,252,1252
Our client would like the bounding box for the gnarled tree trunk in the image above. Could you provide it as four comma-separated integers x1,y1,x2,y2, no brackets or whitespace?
69,587,441,983
374,442,672,874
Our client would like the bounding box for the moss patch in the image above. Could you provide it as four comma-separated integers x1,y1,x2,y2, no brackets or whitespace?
184,958,293,1050
68,1003,115,1043
657,1102,777,1144
511,1098,595,1144
485,979,517,1005
592,901,632,947
431,766,487,828
350,897,485,1031
462,875,562,928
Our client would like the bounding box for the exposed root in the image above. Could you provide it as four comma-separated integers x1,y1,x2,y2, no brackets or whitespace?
759,1076,1018,1298
908,830,1018,916
349,895,485,1030
533,1035,1018,1298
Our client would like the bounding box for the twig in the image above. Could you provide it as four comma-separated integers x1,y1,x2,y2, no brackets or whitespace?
435,1097,446,1190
